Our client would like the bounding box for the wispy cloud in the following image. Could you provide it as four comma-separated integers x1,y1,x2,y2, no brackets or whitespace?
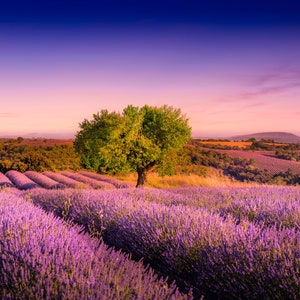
240,66,300,99
241,82,300,98
247,66,300,84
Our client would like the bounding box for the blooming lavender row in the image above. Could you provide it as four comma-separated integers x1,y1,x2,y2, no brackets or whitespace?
0,192,188,300
0,172,14,187
25,171,65,189
61,171,115,189
43,171,89,189
167,187,300,229
5,170,39,190
24,188,300,299
79,170,135,188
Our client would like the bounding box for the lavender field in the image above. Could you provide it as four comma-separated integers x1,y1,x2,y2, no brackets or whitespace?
218,149,300,175
0,171,299,299
0,191,187,300
0,170,134,190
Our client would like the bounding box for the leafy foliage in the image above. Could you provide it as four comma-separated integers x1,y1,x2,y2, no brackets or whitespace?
0,142,80,172
74,105,191,187
275,149,300,162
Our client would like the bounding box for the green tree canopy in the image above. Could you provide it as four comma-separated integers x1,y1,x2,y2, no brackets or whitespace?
74,105,192,187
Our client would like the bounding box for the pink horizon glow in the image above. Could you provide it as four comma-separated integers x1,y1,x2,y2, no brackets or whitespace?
0,25,299,138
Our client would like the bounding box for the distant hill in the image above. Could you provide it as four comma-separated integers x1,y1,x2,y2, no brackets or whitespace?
229,132,300,143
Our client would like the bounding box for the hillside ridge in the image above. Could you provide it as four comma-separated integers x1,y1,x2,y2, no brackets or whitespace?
229,132,300,143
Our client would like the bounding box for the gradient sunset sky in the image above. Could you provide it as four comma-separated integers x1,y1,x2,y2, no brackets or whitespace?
1,0,300,138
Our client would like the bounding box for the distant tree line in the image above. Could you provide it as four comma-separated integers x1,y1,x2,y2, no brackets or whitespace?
197,138,300,151
0,141,80,173
275,150,300,162
250,140,300,151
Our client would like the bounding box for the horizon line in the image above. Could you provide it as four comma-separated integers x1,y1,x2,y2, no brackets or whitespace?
1,130,300,140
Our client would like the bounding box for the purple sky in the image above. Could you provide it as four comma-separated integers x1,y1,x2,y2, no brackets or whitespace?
1,1,300,138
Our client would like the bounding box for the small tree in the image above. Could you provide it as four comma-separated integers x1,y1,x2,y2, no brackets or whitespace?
74,105,191,187
16,136,24,144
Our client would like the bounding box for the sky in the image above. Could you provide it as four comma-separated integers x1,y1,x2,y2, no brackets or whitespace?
1,0,300,138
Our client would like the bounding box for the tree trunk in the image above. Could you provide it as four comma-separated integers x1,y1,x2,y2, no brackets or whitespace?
136,168,147,188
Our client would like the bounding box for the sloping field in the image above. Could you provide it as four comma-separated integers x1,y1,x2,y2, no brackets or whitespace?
0,170,134,190
218,149,300,175
229,131,300,143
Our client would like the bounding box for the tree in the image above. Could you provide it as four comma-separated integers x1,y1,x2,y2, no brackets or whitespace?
74,105,191,187
16,136,24,143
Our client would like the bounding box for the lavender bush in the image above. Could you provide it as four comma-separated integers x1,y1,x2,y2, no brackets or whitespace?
0,192,188,300
79,170,135,188
24,188,300,299
25,171,65,189
0,172,14,187
43,171,89,189
61,171,115,189
5,170,39,190
168,187,300,229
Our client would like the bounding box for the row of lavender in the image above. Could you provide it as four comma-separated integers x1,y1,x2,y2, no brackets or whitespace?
165,187,300,230
0,170,134,190
23,187,300,300
0,191,188,299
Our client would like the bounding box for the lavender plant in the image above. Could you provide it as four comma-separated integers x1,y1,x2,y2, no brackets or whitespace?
25,171,65,189
168,187,300,229
43,171,89,189
24,188,300,299
60,171,115,189
5,170,39,190
0,172,14,187
79,170,135,188
0,192,188,300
